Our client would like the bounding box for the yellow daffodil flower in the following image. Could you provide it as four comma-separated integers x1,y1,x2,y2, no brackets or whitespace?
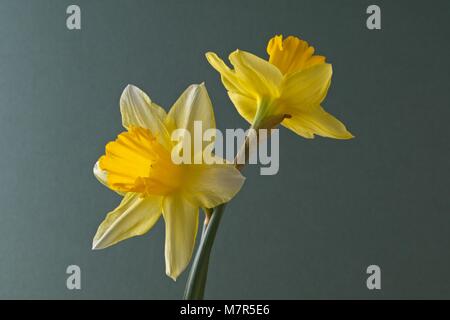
92,83,245,280
206,35,354,139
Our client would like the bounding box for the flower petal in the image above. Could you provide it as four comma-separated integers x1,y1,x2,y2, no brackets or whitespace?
229,50,283,96
120,85,170,144
184,162,245,208
162,194,199,280
281,63,332,113
205,52,244,94
228,92,257,124
93,160,108,188
206,50,282,98
93,161,126,195
282,105,354,139
166,83,216,133
165,83,217,159
92,193,162,249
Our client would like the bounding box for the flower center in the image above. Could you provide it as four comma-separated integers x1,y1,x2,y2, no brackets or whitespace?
266,35,326,75
99,126,184,196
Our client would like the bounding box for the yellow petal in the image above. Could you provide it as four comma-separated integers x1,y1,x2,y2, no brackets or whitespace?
162,194,199,280
166,83,216,133
165,84,216,160
93,160,126,195
206,50,282,99
228,92,257,124
184,162,245,208
282,105,354,139
281,63,332,114
120,85,170,146
92,193,162,249
205,52,244,94
93,160,108,188
267,35,326,75
228,50,282,97
206,51,283,127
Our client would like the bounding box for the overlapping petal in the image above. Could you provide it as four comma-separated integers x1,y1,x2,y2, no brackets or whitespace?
184,162,245,209
92,193,163,250
162,194,199,280
280,63,332,113
166,83,218,161
166,83,216,134
205,52,245,94
120,85,171,147
228,92,258,124
228,50,282,97
206,50,282,98
282,105,354,139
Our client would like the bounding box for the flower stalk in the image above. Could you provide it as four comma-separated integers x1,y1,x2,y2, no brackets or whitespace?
183,118,270,300
183,203,226,299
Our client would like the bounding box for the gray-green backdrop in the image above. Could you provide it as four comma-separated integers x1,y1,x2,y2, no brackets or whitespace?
0,0,449,299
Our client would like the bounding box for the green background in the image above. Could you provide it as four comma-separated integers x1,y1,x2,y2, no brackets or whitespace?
0,0,449,299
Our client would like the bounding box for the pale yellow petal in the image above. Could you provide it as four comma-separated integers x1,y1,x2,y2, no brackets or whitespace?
166,83,216,159
166,83,216,133
92,193,162,249
229,50,282,97
184,162,245,208
228,92,257,124
162,194,199,280
120,85,170,146
281,63,332,114
206,51,282,99
281,119,315,139
93,160,108,188
282,105,354,139
93,160,126,196
205,52,244,94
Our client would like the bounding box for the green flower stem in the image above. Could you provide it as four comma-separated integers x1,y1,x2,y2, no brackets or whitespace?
183,204,226,299
183,131,253,300
183,101,280,300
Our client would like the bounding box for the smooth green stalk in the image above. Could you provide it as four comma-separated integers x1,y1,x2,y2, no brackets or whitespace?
183,204,226,299
183,136,249,299
183,100,280,300
183,134,249,300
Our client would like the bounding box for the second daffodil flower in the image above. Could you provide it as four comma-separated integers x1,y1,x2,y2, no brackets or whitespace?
206,35,354,139
92,84,245,280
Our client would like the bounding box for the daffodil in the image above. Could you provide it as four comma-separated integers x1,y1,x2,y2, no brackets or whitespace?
206,35,353,139
92,84,245,280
